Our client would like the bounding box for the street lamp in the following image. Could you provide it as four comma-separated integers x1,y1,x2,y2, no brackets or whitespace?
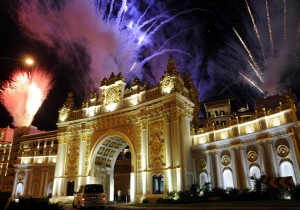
25,58,34,65
0,56,35,66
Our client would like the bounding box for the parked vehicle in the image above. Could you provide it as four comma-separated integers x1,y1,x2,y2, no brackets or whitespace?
72,184,106,209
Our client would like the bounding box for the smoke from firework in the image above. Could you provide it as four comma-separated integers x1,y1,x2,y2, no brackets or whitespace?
0,69,53,127
12,0,300,109
14,0,211,99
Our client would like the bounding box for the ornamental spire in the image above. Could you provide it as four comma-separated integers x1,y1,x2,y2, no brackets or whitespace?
166,57,179,76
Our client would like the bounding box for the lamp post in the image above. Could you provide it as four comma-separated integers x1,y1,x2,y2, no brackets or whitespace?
0,56,35,66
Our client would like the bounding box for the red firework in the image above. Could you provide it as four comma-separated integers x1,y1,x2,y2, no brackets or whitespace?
0,68,53,127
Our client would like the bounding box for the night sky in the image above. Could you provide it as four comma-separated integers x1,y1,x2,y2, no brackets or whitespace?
0,0,300,131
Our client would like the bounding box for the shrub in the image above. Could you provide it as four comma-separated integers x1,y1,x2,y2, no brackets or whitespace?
142,198,149,204
156,198,175,203
178,190,192,201
210,187,228,200
291,185,300,199
190,184,199,196
6,197,64,210
0,192,11,210
228,188,240,200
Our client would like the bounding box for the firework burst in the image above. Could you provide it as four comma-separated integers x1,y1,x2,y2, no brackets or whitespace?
0,68,53,127
233,0,300,97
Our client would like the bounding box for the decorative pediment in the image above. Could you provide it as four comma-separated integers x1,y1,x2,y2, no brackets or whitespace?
100,72,126,109
160,57,184,94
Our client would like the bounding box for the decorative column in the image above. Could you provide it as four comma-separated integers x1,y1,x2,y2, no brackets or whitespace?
180,115,191,190
53,134,68,196
165,115,172,168
43,169,49,197
266,140,278,177
78,129,92,181
27,169,33,196
231,148,239,189
172,112,181,166
165,114,173,192
214,151,222,188
12,169,20,198
289,136,300,183
39,169,45,197
141,120,148,195
171,112,181,191
258,142,267,175
239,146,249,189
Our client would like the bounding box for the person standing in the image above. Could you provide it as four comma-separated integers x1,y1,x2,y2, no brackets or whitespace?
117,189,122,202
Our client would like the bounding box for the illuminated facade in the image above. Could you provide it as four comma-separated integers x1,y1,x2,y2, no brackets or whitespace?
0,58,299,203
192,92,300,190
53,58,198,202
0,126,58,198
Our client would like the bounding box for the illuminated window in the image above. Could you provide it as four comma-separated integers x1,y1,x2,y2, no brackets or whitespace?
223,169,234,190
16,183,24,196
199,172,208,188
153,175,164,194
249,165,261,190
280,161,296,184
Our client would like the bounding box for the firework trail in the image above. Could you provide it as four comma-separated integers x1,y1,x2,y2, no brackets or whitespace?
232,27,263,82
265,0,275,57
245,0,265,60
12,0,300,107
239,72,264,94
14,0,211,99
234,0,300,97
283,0,287,41
0,69,53,127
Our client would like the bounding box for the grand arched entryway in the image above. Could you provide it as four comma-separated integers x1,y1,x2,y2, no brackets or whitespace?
90,135,134,202
54,59,196,202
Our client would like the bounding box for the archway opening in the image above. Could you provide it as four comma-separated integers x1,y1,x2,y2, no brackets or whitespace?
249,165,261,190
223,169,234,190
280,161,296,183
199,172,208,188
91,135,132,202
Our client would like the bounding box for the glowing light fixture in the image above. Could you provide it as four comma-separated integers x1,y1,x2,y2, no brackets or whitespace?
106,103,118,112
25,58,34,65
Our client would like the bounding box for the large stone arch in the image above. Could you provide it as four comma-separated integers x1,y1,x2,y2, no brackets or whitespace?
54,59,196,202
89,130,136,201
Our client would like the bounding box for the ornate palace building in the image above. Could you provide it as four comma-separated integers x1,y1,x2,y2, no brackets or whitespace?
0,58,299,203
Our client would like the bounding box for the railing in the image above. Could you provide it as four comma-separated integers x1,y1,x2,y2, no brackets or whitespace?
193,109,295,145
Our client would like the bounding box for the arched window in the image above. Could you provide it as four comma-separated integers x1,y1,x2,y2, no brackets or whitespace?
249,165,261,179
153,175,164,194
16,183,23,196
280,161,296,183
249,165,261,190
199,172,208,188
223,169,234,189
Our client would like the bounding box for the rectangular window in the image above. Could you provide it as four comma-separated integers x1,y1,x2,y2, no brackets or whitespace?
153,175,164,194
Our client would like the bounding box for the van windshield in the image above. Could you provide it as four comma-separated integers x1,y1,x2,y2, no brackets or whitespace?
84,185,104,193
